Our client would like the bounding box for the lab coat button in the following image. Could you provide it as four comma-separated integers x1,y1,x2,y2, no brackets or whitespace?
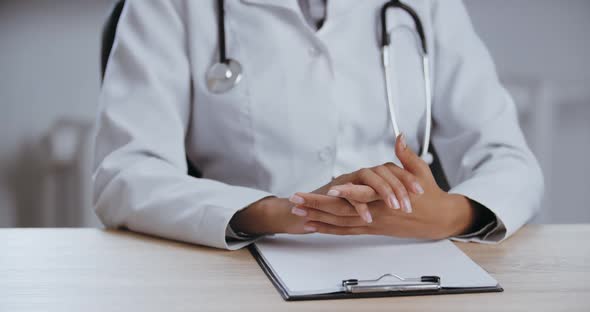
308,47,321,57
318,147,333,162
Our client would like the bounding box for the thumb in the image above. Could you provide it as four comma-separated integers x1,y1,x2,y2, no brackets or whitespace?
395,133,431,178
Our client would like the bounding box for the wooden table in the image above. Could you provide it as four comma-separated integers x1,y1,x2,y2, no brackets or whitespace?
1,225,588,311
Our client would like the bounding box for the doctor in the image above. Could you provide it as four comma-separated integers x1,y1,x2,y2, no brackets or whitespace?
94,0,543,250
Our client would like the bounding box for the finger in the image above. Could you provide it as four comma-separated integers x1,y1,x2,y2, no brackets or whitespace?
354,168,397,210
292,192,373,222
304,221,370,235
305,209,368,227
383,162,425,195
372,165,411,212
327,184,380,203
326,186,374,222
289,193,358,216
301,189,372,223
395,133,432,179
349,199,372,224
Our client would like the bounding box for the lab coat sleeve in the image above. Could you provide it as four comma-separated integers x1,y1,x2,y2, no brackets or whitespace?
93,0,273,250
430,0,544,243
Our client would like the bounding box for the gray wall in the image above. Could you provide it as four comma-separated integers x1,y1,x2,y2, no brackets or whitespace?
464,0,590,223
1,0,589,227
466,0,590,81
0,0,110,227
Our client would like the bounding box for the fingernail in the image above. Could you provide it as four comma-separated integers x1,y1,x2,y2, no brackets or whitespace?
289,194,305,204
413,182,425,194
291,206,307,217
303,225,317,232
364,211,373,224
327,189,340,197
400,133,407,150
403,198,413,213
389,195,401,209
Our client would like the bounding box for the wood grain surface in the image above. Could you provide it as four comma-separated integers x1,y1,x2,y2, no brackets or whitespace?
0,225,588,312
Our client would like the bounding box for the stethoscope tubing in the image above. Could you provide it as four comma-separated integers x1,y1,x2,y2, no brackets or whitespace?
381,0,433,163
217,0,228,63
210,0,434,163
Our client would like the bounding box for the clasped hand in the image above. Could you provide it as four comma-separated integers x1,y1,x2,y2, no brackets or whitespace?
231,134,476,240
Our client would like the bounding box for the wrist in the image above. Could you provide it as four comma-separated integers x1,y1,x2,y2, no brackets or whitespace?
445,194,476,237
230,196,288,235
463,199,496,235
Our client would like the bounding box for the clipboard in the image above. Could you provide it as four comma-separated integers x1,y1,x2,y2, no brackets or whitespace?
249,235,503,301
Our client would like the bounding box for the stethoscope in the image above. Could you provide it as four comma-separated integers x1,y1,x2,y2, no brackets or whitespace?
206,0,243,93
380,0,433,164
206,0,433,164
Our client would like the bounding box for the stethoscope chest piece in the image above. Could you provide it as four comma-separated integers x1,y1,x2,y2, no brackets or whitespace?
206,59,243,93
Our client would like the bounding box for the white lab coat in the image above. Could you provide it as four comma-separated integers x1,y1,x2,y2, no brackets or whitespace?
93,0,543,250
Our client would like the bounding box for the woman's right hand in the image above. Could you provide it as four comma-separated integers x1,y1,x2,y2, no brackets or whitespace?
230,196,316,235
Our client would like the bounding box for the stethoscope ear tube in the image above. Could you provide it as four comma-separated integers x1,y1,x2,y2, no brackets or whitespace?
420,55,433,163
382,46,433,164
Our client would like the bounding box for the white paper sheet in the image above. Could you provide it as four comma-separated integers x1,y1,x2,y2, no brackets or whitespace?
254,234,498,296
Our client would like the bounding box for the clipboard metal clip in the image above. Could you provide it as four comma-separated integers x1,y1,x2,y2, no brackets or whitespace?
342,273,441,294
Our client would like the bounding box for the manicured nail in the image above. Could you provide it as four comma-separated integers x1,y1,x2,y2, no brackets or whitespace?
389,195,401,209
291,206,307,217
399,133,407,150
303,225,317,232
413,182,425,194
327,189,340,197
403,198,413,213
289,194,305,204
363,211,373,224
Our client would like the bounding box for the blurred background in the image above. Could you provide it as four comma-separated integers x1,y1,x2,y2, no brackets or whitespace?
0,0,589,228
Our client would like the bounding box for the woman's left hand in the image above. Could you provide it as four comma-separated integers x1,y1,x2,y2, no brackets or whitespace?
290,134,477,240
